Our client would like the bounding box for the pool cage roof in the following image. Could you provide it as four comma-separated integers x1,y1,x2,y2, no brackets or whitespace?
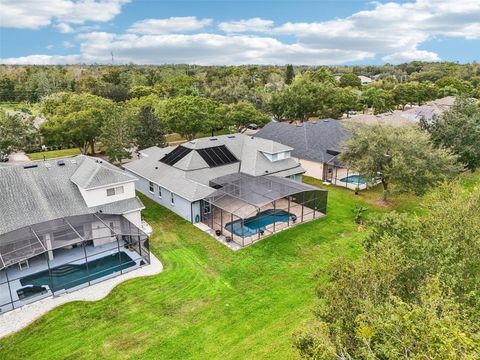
0,213,147,271
206,172,326,218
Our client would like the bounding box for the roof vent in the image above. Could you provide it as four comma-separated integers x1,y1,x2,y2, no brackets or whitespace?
45,163,52,169
70,159,77,164
57,160,65,166
210,138,218,141
227,135,235,138
23,164,38,169
323,119,329,122
311,121,317,124
155,166,158,170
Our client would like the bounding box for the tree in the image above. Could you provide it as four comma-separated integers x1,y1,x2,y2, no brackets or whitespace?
162,96,221,140
360,87,393,114
0,110,30,155
330,87,359,118
100,106,136,163
422,97,480,170
340,124,461,201
339,73,361,88
40,93,115,154
225,101,270,131
135,106,166,150
295,184,480,359
285,64,295,85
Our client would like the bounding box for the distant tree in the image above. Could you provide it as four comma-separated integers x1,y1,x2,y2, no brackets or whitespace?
135,106,166,150
100,107,136,163
0,76,15,101
0,110,30,155
162,96,220,140
285,64,295,85
96,83,131,102
340,124,461,201
435,77,473,95
330,87,359,118
422,98,480,170
360,87,394,114
40,93,115,154
226,101,270,131
339,73,361,88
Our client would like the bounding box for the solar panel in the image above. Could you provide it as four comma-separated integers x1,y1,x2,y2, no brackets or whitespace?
197,145,238,167
160,146,193,166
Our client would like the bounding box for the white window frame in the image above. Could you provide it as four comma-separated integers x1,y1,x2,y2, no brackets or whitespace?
106,186,124,197
170,192,175,205
149,181,154,193
158,186,162,198
106,188,115,197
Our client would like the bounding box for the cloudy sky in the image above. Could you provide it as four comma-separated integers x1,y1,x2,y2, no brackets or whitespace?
0,0,479,65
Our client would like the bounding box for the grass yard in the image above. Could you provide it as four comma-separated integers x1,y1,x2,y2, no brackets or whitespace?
27,148,82,161
1,174,473,360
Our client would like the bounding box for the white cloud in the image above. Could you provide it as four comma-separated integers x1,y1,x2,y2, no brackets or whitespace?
382,50,441,63
128,17,212,35
218,18,274,33
0,54,82,65
54,22,74,33
1,0,129,29
63,41,75,48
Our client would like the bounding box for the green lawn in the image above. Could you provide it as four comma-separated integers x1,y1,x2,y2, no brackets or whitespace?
0,176,465,359
27,148,82,161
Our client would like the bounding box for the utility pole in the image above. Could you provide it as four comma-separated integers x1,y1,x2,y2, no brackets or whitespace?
111,51,114,65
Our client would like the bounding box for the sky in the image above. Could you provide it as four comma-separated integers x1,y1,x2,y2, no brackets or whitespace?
0,0,479,65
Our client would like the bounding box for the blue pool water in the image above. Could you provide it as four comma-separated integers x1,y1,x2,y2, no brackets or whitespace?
225,209,295,237
20,252,136,292
340,175,367,184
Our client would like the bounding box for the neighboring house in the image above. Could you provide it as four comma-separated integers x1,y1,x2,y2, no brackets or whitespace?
255,120,364,190
0,156,151,313
358,75,373,85
124,134,327,248
347,96,456,127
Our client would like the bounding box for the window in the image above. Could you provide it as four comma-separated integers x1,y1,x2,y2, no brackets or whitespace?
158,186,162,198
271,153,278,161
149,181,154,193
171,192,175,205
106,186,124,197
109,222,115,237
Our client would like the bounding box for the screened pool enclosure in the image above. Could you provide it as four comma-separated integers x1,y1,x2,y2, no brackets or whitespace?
0,214,149,314
201,173,328,247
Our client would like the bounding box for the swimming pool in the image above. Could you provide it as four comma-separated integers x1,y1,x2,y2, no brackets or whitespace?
225,209,296,237
20,252,136,292
339,175,367,184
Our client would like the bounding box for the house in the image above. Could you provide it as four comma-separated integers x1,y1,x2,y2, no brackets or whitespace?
0,156,150,314
255,120,365,190
358,75,373,85
124,133,327,248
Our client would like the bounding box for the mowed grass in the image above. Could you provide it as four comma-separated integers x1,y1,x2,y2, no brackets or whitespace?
27,148,82,161
0,175,460,360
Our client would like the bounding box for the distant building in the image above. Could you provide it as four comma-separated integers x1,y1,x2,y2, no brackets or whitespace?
358,75,373,85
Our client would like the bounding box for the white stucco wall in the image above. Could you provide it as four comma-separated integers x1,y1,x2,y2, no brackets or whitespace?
79,182,136,207
123,210,142,229
294,157,324,180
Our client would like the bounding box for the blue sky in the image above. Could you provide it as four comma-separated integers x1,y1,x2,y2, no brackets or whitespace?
1,0,479,65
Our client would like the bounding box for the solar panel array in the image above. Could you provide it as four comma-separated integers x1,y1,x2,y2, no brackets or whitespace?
197,145,238,167
160,146,193,165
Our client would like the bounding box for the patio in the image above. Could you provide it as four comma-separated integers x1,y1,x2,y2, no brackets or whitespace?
0,214,149,314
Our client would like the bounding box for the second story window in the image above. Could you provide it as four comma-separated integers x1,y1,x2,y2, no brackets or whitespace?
149,181,154,193
158,186,162,198
107,186,124,197
171,192,175,205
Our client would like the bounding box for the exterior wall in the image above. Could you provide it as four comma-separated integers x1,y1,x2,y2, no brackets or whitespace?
294,157,324,180
79,181,136,207
126,171,194,222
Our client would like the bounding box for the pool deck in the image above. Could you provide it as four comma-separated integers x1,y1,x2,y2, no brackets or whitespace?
0,240,143,313
201,198,324,249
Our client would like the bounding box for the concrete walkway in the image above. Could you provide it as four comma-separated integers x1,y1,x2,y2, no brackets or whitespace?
0,254,163,339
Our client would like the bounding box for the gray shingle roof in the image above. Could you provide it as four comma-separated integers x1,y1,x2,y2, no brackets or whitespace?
0,155,144,235
123,133,304,202
255,120,351,165
70,156,136,189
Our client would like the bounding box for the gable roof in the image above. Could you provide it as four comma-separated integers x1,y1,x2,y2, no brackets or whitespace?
123,133,304,202
70,156,137,189
0,156,143,235
255,120,351,165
